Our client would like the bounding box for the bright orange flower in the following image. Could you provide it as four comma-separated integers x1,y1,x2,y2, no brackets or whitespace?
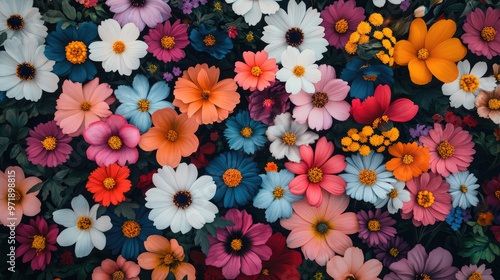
173,64,240,125
477,212,494,226
385,142,430,182
86,163,132,206
139,108,199,168
393,18,467,85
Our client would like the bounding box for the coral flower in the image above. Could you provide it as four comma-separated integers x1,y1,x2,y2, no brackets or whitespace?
144,19,190,63
461,7,500,60
393,18,467,85
137,235,196,280
234,50,278,91
26,120,73,168
281,192,359,266
173,64,240,125
92,255,140,280
476,85,500,124
284,136,347,207
326,247,383,280
385,142,430,182
86,164,132,207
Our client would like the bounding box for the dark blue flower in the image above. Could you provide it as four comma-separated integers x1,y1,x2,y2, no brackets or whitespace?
189,24,233,60
340,58,393,100
44,21,98,83
224,110,268,154
0,91,6,104
105,205,161,259
205,151,262,208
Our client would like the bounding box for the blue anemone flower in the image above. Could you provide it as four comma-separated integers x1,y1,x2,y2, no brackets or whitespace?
205,151,262,208
224,111,268,154
340,58,394,100
189,24,233,60
44,21,98,83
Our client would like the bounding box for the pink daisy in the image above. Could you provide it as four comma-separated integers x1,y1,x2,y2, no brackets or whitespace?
289,64,351,131
419,122,475,177
105,0,172,32
83,114,141,166
456,264,494,280
326,247,383,280
26,121,73,168
280,192,359,266
401,172,452,226
320,0,366,49
284,136,347,207
461,7,500,60
92,255,140,280
234,50,278,91
143,19,189,63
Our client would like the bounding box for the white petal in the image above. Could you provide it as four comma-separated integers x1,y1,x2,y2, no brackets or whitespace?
75,232,93,258
57,226,81,247
53,209,78,228
71,195,90,217
93,215,112,232
469,61,487,78
90,229,107,250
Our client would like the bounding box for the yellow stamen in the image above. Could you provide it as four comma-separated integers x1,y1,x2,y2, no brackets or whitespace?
103,177,116,190
402,154,413,165
417,190,435,208
163,253,174,265
389,247,399,257
77,216,93,230
307,167,323,183
387,189,399,198
437,141,454,159
311,91,329,108
417,48,429,60
81,102,92,111
481,26,497,42
108,136,123,150
367,219,381,231
293,66,305,77
203,34,216,46
223,169,242,187
112,271,125,280
335,19,349,34
488,98,500,110
467,272,483,280
201,90,210,99
262,269,269,275
251,66,263,77
230,239,242,251
273,187,285,199
113,41,126,54
166,130,178,142
65,41,88,64
121,220,141,238
240,127,253,138
161,36,176,49
460,74,479,92
282,132,296,145
41,136,57,151
137,99,150,112
363,75,378,81
359,169,377,186
460,185,468,193
31,235,46,254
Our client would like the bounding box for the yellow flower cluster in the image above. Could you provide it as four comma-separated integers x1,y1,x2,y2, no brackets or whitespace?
342,126,400,155
345,13,396,66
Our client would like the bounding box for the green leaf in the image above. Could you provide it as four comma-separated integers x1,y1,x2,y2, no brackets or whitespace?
0,32,7,46
490,243,500,256
17,112,28,127
61,21,73,30
42,10,67,23
194,228,210,255
0,137,10,156
53,169,69,181
114,202,137,219
9,143,21,159
27,181,44,194
5,109,17,127
62,0,77,20
96,206,107,218
212,216,235,228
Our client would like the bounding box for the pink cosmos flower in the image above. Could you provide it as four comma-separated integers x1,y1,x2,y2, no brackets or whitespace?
143,19,190,63
455,264,494,280
84,114,141,166
320,0,366,49
419,122,475,177
461,7,500,60
92,255,140,280
326,247,383,280
26,121,73,168
106,0,172,32
280,192,359,266
234,50,278,91
290,65,351,131
284,136,347,207
401,172,452,226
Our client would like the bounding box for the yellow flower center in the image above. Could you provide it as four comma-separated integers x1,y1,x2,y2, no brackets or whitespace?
293,65,305,77
312,91,329,108
81,101,92,111
240,127,253,138
372,115,389,129
77,216,93,230
314,272,323,280
214,2,222,11
367,219,381,231
7,14,24,30
203,34,216,46
460,184,468,193
65,41,88,64
112,271,125,280
108,136,123,150
468,272,483,280
488,98,500,110
16,62,36,81
359,169,377,186
223,169,242,187
201,90,210,99
335,19,349,34
231,239,242,251
363,75,378,81
402,154,414,165
281,132,296,145
246,34,254,42
460,74,479,92
161,35,176,49
137,99,150,112
172,190,193,209
437,141,455,159
103,177,116,190
41,136,57,151
113,41,126,54
416,274,431,280
262,269,269,275
166,130,178,142
273,187,285,199
417,48,429,60
481,27,497,42
163,253,175,265
148,64,157,73
251,66,263,77
417,190,435,208
13,190,22,203
389,247,399,257
121,220,141,238
387,189,399,198
307,167,323,183
31,235,46,253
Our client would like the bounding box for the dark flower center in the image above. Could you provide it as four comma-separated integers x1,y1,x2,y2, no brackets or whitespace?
285,27,304,47
312,91,329,108
130,0,146,6
112,270,125,280
7,15,24,30
415,274,431,280
16,63,36,81
173,190,192,209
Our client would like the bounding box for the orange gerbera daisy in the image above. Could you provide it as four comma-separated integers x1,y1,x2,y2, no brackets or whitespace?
173,64,240,125
393,18,467,85
86,163,132,206
385,142,430,182
138,108,199,168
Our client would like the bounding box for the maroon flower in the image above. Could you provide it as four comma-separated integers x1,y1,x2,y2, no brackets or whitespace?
190,142,216,168
26,120,72,167
137,170,158,196
483,176,500,208
248,81,290,125
61,250,73,266
190,250,225,280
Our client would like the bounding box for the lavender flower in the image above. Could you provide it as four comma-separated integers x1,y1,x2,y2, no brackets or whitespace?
172,67,182,76
374,236,411,267
409,124,431,145
163,72,174,82
357,209,397,247
400,0,410,11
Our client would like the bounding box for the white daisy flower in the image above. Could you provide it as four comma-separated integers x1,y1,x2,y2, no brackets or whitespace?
261,0,328,63
0,0,48,46
0,37,59,101
339,151,397,204
53,195,112,258
373,0,403,8
442,60,497,110
225,0,280,26
374,180,411,214
88,19,148,76
266,112,318,162
145,163,219,234
446,170,480,209
276,46,321,95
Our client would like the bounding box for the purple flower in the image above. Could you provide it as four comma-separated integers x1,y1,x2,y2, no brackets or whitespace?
320,0,365,49
357,209,397,247
374,236,411,267
462,208,472,222
461,7,500,60
400,0,410,11
409,124,431,145
172,67,182,76
248,81,290,126
26,121,73,167
105,0,172,32
456,264,494,280
163,72,174,82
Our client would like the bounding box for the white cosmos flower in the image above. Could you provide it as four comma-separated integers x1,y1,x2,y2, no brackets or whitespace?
266,112,318,162
0,0,48,46
53,195,112,258
89,19,148,76
0,37,59,101
261,0,328,63
446,170,480,209
225,0,280,26
276,46,321,95
442,60,497,110
145,163,219,234
374,180,411,214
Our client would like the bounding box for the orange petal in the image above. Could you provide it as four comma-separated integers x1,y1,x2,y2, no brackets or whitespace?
137,252,162,270
174,263,196,280
157,141,182,167
425,19,456,52
385,158,402,172
144,235,171,253
196,68,211,90
394,40,417,66
139,127,166,151
151,108,177,129
152,266,171,280
429,38,467,62
408,59,432,85
425,57,459,83
408,18,427,50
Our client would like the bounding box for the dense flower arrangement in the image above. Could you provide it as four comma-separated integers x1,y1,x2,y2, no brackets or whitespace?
1,0,500,279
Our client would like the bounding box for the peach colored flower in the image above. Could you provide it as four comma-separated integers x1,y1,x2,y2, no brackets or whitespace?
92,255,140,280
234,50,278,91
476,85,500,124
327,247,383,280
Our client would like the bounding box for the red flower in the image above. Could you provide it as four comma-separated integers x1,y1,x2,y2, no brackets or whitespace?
492,226,500,243
432,114,444,123
227,26,238,39
190,142,216,168
61,250,73,266
483,176,500,208
463,115,478,127
137,170,158,196
190,250,225,280
210,131,219,141
350,85,418,127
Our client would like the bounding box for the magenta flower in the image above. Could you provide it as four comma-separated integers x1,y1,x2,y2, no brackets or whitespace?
105,0,172,32
144,19,189,63
205,209,272,279
320,0,365,49
26,121,73,167
357,209,396,247
15,216,58,271
461,7,500,60
248,81,290,125
83,114,141,166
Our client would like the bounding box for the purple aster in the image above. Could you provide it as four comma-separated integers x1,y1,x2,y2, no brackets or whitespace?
320,0,365,49
387,244,458,280
172,67,182,76
248,81,290,126
374,236,411,267
26,121,73,167
461,7,500,60
357,209,397,247
400,0,410,11
462,208,472,222
456,264,494,280
409,124,431,145
105,0,172,32
163,72,174,82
